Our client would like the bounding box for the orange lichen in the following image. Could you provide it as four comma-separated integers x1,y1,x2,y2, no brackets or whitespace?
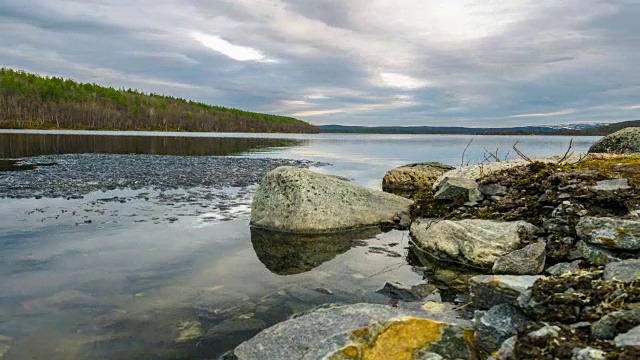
360,318,445,360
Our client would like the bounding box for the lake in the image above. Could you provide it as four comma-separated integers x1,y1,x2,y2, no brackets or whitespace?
0,130,600,359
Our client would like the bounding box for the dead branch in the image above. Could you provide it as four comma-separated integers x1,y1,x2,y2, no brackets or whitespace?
461,138,474,166
512,141,533,162
556,138,574,165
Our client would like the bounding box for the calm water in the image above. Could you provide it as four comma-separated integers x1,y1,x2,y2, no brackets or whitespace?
0,131,599,359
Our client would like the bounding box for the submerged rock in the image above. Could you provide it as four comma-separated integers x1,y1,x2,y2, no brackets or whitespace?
250,166,412,233
376,282,438,302
588,127,640,154
175,321,203,343
229,303,476,360
492,241,546,275
434,177,483,203
410,219,537,269
576,217,640,250
603,259,640,283
469,275,543,309
382,162,455,197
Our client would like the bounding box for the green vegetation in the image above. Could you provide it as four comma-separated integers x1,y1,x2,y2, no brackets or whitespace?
0,68,318,133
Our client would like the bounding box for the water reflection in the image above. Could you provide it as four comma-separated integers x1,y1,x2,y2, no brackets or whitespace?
250,227,383,275
0,133,304,158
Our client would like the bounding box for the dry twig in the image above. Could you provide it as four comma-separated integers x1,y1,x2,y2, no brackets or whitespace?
512,141,533,162
461,139,474,166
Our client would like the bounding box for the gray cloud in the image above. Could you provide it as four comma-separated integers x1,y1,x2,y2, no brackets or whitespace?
0,0,639,126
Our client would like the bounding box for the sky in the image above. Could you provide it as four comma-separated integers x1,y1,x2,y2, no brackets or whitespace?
1,0,639,127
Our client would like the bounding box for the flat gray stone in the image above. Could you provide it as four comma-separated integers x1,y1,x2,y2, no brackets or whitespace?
479,183,508,196
230,303,476,360
492,242,546,275
545,260,582,276
576,217,640,250
591,179,631,191
250,166,412,233
411,219,537,269
434,177,483,202
469,275,543,309
615,325,640,347
604,259,640,283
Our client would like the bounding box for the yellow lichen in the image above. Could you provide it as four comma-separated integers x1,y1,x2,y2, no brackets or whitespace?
342,345,360,358
360,317,445,360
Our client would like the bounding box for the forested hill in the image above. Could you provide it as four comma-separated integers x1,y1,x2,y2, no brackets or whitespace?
0,68,319,133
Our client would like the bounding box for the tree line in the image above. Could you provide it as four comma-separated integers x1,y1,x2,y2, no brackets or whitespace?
0,68,319,133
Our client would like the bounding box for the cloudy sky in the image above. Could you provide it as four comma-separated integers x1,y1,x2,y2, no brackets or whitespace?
1,0,639,126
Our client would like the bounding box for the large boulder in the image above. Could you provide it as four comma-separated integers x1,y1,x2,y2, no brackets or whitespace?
410,219,537,269
576,217,640,250
250,167,412,233
382,162,455,197
229,303,476,360
588,127,640,154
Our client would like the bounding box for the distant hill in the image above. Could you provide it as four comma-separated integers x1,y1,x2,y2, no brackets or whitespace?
0,68,318,133
318,121,640,136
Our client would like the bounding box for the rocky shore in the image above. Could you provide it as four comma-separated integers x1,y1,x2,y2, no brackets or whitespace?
230,128,640,359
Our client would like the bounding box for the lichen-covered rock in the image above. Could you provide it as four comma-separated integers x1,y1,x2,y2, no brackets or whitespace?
250,166,412,233
588,127,640,154
574,240,620,266
410,219,537,269
615,325,640,347
229,303,476,360
474,304,531,354
591,310,640,340
434,177,483,203
604,259,640,283
469,275,543,309
576,217,640,250
492,242,546,275
382,162,455,197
